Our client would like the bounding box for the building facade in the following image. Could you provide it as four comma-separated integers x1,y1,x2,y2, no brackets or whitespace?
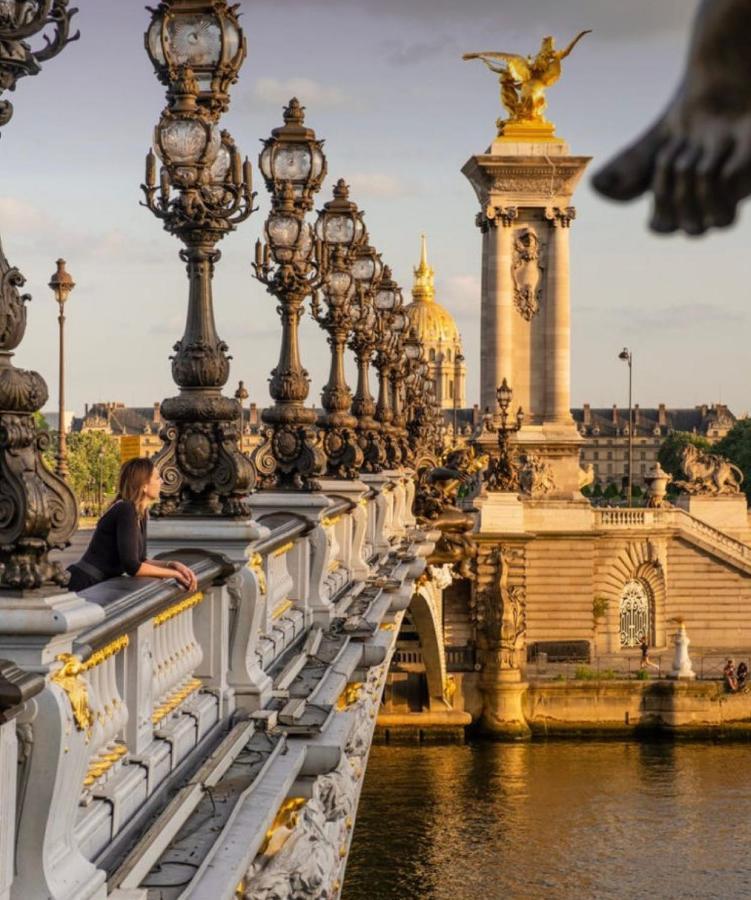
405,235,467,411
573,403,736,488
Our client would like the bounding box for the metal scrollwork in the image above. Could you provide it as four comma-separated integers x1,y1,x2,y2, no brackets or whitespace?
0,10,78,588
0,0,79,130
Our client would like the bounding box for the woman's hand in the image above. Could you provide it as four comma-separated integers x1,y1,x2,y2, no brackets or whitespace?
167,560,198,592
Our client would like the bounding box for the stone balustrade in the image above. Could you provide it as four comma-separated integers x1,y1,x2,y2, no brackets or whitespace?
594,506,751,574
0,474,431,900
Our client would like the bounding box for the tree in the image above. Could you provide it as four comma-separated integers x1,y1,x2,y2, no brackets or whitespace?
66,431,121,514
657,431,711,484
714,419,751,501
592,482,603,498
604,482,620,500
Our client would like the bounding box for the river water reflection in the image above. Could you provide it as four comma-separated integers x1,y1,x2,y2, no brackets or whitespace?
344,742,751,900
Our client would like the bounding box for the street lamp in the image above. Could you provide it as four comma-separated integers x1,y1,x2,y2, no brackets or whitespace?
618,346,633,507
142,3,256,516
48,259,75,479
311,180,366,479
349,238,385,473
0,3,79,590
485,378,524,492
454,351,465,444
372,266,404,469
252,100,328,490
234,379,249,446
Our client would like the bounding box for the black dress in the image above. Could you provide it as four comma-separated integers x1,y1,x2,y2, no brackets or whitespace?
67,500,148,591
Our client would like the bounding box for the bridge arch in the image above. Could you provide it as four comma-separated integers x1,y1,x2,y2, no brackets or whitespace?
405,581,448,709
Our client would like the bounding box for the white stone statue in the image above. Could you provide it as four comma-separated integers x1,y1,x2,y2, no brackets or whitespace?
670,620,695,680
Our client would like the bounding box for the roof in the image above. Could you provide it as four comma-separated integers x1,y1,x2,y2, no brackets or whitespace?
572,404,736,439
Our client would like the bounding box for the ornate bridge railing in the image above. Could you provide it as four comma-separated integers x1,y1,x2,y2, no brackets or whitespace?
0,474,432,900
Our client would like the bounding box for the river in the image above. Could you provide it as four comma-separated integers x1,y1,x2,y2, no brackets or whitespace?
343,741,751,900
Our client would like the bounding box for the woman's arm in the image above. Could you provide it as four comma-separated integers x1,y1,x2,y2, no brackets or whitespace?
143,558,198,592
135,560,194,590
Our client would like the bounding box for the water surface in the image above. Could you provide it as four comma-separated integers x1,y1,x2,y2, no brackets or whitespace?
344,742,751,900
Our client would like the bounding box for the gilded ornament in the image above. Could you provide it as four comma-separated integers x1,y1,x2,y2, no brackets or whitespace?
247,553,267,595
153,591,205,627
51,654,92,733
336,682,362,710
463,31,591,139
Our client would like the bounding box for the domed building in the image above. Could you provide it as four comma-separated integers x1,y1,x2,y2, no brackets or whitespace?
405,235,467,410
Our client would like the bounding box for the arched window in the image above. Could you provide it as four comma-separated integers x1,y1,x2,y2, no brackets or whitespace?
619,579,654,647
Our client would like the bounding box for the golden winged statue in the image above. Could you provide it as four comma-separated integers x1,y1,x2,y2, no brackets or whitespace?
464,31,591,136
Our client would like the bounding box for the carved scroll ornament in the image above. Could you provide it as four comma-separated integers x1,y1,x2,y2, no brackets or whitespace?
512,228,543,320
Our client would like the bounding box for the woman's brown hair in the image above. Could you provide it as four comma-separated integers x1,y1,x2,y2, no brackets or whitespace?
116,457,155,518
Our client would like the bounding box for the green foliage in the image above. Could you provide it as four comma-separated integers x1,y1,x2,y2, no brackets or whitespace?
592,482,603,498
635,668,649,680
714,419,751,501
657,431,711,482
575,664,618,680
34,411,49,431
66,431,121,514
592,596,609,620
604,482,620,499
581,484,592,497
631,484,643,499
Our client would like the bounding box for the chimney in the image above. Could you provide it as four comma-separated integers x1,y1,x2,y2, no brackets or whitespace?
153,402,161,424
85,403,89,416
611,404,618,425
633,404,640,428
249,402,258,425
658,403,667,426
699,404,708,418
583,403,591,426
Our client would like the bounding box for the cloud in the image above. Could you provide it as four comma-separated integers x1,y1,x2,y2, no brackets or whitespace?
253,77,350,109
345,173,409,198
443,274,480,312
0,197,53,234
381,34,457,66
256,0,699,40
600,302,744,330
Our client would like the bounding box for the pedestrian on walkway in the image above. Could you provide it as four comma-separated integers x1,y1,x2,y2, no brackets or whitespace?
639,636,660,672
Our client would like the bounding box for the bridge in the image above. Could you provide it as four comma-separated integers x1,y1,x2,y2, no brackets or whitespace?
0,478,438,899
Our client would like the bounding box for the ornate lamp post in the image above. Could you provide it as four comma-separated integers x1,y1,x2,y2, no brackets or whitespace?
486,378,524,491
0,2,78,589
349,239,385,473
387,307,411,466
372,266,403,469
618,346,633,506
48,258,74,479
310,180,366,478
252,100,328,490
234,379,249,443
142,2,256,516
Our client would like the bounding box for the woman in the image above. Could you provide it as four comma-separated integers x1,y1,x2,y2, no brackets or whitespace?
67,457,197,594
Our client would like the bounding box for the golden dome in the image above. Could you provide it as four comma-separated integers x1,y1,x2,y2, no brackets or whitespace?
405,235,461,345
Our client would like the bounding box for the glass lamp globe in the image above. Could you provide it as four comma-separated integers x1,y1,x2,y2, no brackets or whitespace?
259,99,326,210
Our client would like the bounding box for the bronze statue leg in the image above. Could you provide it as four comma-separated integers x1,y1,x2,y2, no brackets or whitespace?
593,0,751,235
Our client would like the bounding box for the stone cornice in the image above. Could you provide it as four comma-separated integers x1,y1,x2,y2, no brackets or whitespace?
462,154,591,209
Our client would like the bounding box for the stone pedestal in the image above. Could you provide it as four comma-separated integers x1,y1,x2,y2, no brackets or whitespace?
463,138,590,498
474,491,524,534
148,517,269,567
479,668,531,740
676,494,749,535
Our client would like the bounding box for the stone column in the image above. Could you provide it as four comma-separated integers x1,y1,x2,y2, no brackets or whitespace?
479,207,517,414
544,207,576,425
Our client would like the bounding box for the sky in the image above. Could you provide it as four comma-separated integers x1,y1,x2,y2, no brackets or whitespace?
4,0,749,418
